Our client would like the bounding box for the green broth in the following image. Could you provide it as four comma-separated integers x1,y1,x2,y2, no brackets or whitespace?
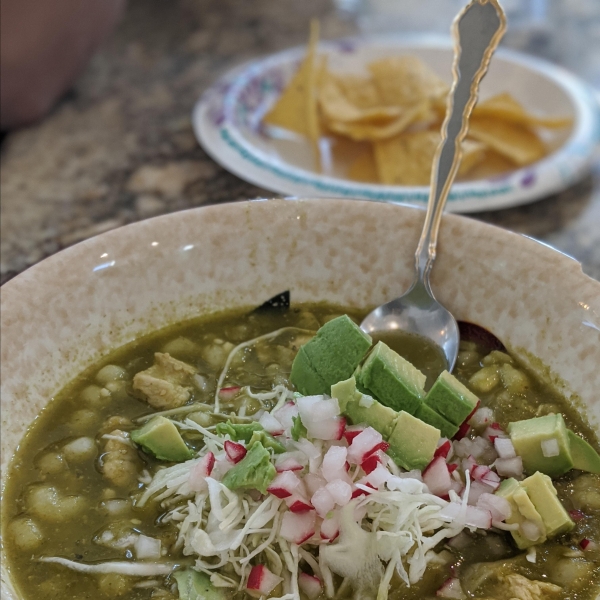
3,304,599,599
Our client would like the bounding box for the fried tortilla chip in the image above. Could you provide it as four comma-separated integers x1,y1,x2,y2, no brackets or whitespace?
369,56,448,108
347,147,379,183
373,131,485,186
474,93,573,129
468,117,546,166
465,149,516,180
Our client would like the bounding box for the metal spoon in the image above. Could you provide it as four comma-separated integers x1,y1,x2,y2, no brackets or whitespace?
361,0,506,373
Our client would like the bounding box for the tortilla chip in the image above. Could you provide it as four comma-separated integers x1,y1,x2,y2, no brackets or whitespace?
468,117,546,166
474,93,572,129
347,147,379,183
327,101,430,141
369,56,448,108
263,20,320,138
373,131,485,186
464,149,516,180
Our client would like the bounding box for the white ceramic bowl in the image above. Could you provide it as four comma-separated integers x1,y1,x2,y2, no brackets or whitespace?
1,199,600,597
194,36,600,212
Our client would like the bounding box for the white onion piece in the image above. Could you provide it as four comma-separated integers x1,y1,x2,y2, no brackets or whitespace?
258,412,284,435
477,493,512,522
494,438,517,459
134,535,161,560
469,407,494,430
495,456,523,479
541,438,560,458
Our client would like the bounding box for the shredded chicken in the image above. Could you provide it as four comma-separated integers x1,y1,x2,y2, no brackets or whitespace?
101,429,140,488
499,573,562,600
133,352,196,410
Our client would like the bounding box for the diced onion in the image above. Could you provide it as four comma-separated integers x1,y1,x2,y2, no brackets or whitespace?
541,438,560,457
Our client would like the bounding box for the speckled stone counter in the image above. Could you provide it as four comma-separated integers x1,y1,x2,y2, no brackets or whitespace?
1,0,599,284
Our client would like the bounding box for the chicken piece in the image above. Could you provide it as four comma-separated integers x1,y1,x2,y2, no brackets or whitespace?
101,415,132,434
101,430,140,488
133,352,196,410
498,573,562,600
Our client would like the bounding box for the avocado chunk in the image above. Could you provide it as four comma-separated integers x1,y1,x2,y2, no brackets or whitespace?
424,370,479,426
387,410,440,470
299,315,372,388
290,346,330,396
215,421,264,443
568,430,600,474
415,403,459,439
173,568,226,600
131,416,193,462
221,441,276,494
248,430,286,454
521,471,575,537
496,478,547,549
357,341,426,414
508,414,573,477
333,377,399,440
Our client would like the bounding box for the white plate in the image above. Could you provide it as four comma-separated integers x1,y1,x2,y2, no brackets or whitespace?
193,35,600,213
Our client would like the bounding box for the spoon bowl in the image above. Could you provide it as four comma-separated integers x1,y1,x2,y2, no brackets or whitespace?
361,0,506,375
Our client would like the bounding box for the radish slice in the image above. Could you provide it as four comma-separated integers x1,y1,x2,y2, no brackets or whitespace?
299,573,323,599
304,473,327,497
272,402,299,429
259,412,284,436
325,480,352,506
569,509,585,522
218,386,241,401
322,446,348,483
224,440,247,464
189,452,215,492
361,454,380,474
467,480,494,505
436,577,466,598
423,457,452,497
267,470,302,499
580,538,597,551
246,564,283,598
435,440,452,459
494,438,516,459
347,427,383,464
454,422,470,440
471,465,500,491
280,511,316,544
312,487,336,518
469,407,494,430
287,497,314,513
275,452,305,473
343,426,364,444
494,456,523,479
296,396,344,440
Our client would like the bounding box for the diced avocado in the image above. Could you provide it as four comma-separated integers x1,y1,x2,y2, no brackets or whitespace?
248,430,286,454
508,414,573,477
424,370,479,426
568,430,600,474
130,416,192,462
335,377,399,440
222,441,276,494
290,346,330,396
496,478,547,549
415,403,459,439
302,315,372,387
291,415,307,441
357,341,426,414
521,471,575,537
387,411,440,470
173,568,226,600
215,421,264,443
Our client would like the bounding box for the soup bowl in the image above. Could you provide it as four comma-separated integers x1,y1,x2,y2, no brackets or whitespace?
1,198,599,597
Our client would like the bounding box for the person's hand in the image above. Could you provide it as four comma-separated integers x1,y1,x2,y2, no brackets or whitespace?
1,0,126,129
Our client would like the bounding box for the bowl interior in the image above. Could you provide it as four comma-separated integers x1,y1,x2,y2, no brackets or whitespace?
2,198,600,598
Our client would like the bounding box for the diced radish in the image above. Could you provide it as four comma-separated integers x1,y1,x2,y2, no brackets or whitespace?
259,412,285,436
467,480,494,505
454,422,470,440
440,502,493,529
293,438,321,461
218,386,241,401
325,480,352,506
246,564,283,598
471,465,500,491
541,438,560,458
224,440,247,464
267,470,302,499
304,473,327,497
464,401,480,423
569,509,585,522
580,538,597,551
189,452,215,492
287,497,314,513
298,573,323,599
469,407,494,430
311,487,336,518
484,425,507,442
494,456,523,479
363,464,392,489
320,511,340,540
435,440,452,459
361,454,380,474
423,456,452,497
450,480,463,495
343,426,364,444
436,577,466,599
347,427,383,464
272,402,299,430
280,511,316,544
477,493,512,522
211,457,235,479
364,441,390,459
275,452,305,473
296,396,344,440
494,438,516,459
462,455,478,474
447,463,459,473
322,446,348,482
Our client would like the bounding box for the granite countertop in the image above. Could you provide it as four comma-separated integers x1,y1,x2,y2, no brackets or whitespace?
1,0,599,285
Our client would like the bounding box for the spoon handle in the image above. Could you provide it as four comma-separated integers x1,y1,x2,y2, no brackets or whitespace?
415,0,506,282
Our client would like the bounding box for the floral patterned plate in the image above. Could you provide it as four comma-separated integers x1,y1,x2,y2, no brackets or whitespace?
192,35,599,213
